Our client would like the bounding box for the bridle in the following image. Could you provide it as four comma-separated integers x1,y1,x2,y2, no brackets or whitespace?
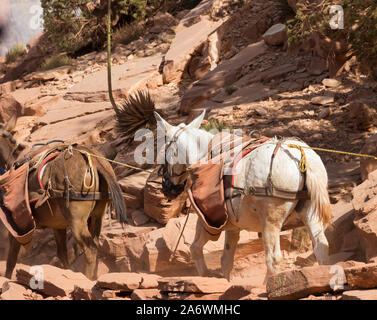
159,125,189,197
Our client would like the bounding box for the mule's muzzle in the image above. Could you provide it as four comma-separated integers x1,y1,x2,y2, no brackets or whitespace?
160,166,186,199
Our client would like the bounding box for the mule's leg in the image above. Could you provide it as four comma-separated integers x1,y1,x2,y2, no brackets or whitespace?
261,219,282,282
296,200,329,264
190,219,212,276
221,230,240,280
5,235,21,279
53,229,69,268
254,198,297,283
88,200,107,246
69,202,98,280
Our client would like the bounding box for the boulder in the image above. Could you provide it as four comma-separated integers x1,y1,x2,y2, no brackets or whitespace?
0,277,8,293
158,277,230,294
179,41,267,114
318,108,330,119
118,171,150,196
348,100,377,130
0,94,22,123
0,81,17,95
352,170,377,216
0,282,34,300
130,210,150,226
139,273,161,289
118,171,150,212
341,289,377,300
71,282,99,300
143,167,187,224
131,288,160,300
96,273,143,292
325,200,356,255
322,78,341,88
219,283,256,300
345,262,377,289
152,12,178,29
162,0,224,83
23,66,72,82
263,24,287,46
360,135,377,182
267,265,345,300
23,104,46,117
123,193,143,210
353,210,377,261
16,264,93,297
311,95,334,106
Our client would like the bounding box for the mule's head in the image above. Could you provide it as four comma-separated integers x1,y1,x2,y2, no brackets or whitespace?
0,115,24,169
154,110,210,198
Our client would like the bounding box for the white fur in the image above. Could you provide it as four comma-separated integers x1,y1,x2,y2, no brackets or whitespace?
155,112,331,280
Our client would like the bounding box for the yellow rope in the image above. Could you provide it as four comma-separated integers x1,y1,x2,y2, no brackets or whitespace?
77,144,377,177
288,144,377,173
288,144,308,173
81,151,154,173
77,150,95,189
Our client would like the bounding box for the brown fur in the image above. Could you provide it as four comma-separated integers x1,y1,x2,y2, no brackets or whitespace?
0,117,126,280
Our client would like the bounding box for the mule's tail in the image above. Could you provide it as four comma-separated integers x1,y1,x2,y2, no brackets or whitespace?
94,156,127,223
305,158,332,227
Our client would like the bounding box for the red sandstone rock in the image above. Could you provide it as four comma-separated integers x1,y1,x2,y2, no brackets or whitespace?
267,265,345,300
341,289,377,300
16,264,93,297
345,263,377,289
96,272,143,292
131,288,160,300
158,277,230,294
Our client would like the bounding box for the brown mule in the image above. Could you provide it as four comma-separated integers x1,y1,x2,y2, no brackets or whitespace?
0,116,127,280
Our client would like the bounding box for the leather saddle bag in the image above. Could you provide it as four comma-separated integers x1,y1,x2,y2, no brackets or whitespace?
0,163,35,247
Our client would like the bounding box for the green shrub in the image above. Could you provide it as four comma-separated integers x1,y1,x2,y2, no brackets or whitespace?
201,119,232,132
41,54,74,71
5,43,25,64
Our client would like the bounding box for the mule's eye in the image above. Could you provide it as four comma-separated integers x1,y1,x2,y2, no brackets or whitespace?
2,132,9,138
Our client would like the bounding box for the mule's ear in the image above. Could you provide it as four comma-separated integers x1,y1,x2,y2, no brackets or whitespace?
187,110,206,129
154,111,173,132
4,114,17,132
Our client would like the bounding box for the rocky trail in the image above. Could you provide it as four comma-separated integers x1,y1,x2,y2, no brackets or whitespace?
1,0,377,300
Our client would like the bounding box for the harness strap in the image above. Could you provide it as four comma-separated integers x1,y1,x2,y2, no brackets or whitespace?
266,140,283,196
248,186,309,200
229,138,309,200
48,189,111,201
